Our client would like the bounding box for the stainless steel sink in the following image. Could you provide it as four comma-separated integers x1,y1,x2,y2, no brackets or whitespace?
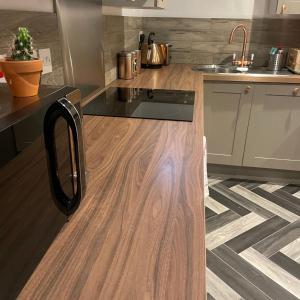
192,64,237,74
192,64,294,76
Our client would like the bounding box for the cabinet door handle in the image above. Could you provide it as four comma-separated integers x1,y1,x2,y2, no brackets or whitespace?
281,4,287,14
245,86,251,94
293,87,299,96
44,98,86,216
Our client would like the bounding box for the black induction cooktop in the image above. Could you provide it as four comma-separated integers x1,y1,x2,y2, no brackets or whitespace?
83,87,195,122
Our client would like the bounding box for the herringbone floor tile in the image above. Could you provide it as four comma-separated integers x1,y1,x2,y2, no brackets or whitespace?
206,178,300,300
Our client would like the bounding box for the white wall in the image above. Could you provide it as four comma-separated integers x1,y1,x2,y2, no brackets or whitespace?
122,0,274,19
0,0,54,12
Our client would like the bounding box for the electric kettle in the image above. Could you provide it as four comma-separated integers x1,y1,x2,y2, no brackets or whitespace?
140,32,164,68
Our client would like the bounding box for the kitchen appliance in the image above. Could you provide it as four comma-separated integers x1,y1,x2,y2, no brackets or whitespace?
286,48,300,74
159,43,172,66
140,32,164,68
118,51,135,80
55,0,105,97
83,87,195,122
0,86,86,300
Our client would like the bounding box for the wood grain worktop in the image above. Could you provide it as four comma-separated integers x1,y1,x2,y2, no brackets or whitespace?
19,64,206,299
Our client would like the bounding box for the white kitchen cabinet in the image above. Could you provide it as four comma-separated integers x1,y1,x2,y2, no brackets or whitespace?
274,0,300,14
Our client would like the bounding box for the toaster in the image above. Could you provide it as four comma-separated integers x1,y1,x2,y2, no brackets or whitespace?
286,48,300,74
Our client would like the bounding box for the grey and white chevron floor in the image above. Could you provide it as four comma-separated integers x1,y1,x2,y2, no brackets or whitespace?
206,177,300,300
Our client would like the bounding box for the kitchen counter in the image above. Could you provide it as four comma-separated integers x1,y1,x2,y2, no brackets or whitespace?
202,69,300,84
19,64,206,299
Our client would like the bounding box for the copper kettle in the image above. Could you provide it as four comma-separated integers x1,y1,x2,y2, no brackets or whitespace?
140,32,164,68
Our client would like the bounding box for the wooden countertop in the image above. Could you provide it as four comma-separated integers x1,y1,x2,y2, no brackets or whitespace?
19,64,206,299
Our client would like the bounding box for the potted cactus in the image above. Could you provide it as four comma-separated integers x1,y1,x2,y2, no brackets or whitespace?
0,27,43,97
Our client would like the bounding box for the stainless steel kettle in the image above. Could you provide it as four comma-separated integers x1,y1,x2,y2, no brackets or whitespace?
140,32,164,68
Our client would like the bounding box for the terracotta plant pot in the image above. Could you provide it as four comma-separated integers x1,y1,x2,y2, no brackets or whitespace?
0,59,43,97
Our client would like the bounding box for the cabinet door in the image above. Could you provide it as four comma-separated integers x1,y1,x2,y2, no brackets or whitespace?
243,84,300,171
204,82,253,166
276,0,300,14
103,0,165,7
102,0,147,7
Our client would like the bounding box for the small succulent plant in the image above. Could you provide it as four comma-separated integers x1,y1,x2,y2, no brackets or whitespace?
11,27,34,61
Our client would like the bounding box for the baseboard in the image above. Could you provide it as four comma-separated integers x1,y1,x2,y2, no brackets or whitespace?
208,164,300,185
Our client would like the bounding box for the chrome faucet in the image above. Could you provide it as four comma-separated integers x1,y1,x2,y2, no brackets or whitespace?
229,24,254,68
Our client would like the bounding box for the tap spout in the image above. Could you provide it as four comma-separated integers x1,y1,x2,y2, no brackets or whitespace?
229,24,249,67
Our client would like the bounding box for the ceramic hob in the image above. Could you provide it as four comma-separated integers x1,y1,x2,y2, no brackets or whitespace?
83,87,195,122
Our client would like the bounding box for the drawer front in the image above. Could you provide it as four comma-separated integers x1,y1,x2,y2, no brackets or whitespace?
207,82,250,94
103,0,146,7
259,84,300,97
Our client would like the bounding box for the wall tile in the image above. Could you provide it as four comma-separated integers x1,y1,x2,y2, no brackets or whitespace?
191,52,214,64
143,17,212,31
142,17,300,66
124,16,143,50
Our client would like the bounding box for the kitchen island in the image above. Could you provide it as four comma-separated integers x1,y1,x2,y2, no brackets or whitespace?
19,64,206,299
